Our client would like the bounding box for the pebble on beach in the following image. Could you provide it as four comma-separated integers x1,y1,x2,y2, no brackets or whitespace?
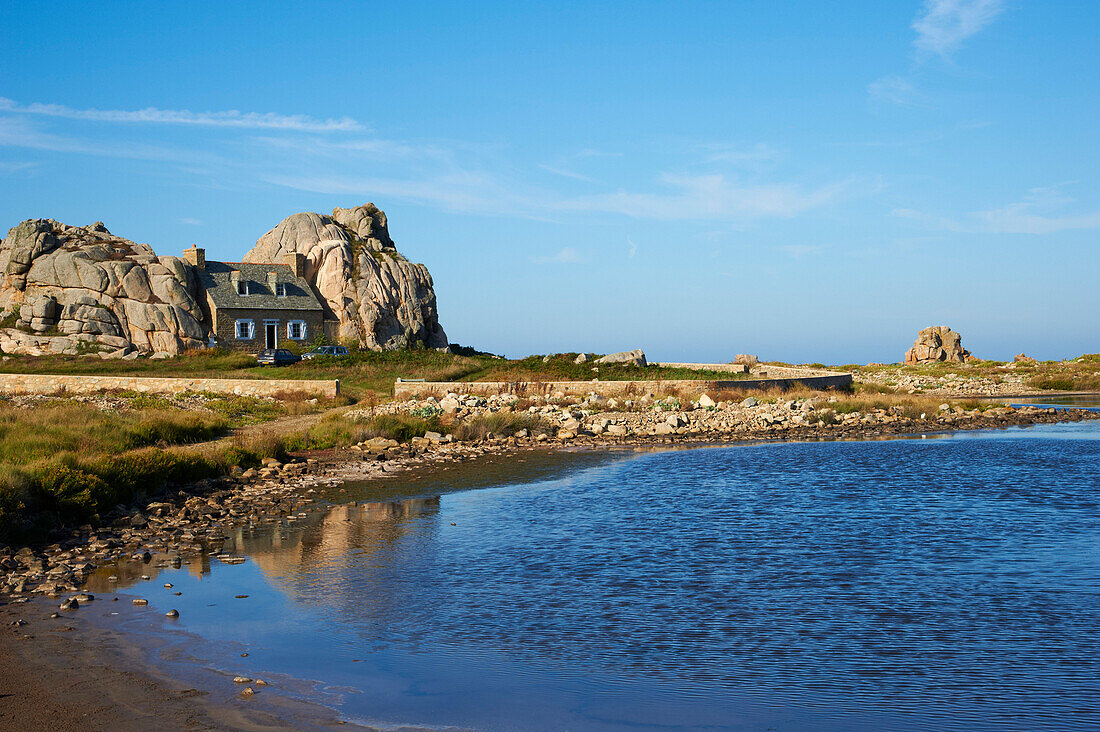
165,609,179,618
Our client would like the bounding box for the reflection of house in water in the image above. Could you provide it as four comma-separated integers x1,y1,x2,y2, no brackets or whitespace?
238,497,442,599
84,497,442,598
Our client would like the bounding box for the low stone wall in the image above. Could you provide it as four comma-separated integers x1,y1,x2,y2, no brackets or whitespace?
651,362,748,373
0,373,340,398
394,371,852,400
749,364,839,379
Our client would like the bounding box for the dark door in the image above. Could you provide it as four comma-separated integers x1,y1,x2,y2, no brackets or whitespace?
265,323,276,349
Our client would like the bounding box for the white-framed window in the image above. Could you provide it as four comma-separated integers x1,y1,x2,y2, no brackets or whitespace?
287,320,306,340
234,319,255,339
275,282,287,297
236,279,249,296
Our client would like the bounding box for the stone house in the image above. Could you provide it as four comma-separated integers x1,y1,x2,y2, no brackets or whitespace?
183,246,327,352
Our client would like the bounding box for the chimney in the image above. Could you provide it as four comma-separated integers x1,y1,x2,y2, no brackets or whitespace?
230,270,243,295
283,252,307,279
267,272,278,293
182,245,205,270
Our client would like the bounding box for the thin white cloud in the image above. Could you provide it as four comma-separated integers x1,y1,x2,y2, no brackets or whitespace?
0,161,38,174
0,100,862,226
894,185,1100,234
867,76,928,107
0,116,207,162
255,135,452,161
778,244,824,258
912,0,1005,58
561,173,853,221
538,163,596,183
533,247,582,264
627,236,637,258
178,217,202,226
0,97,362,132
699,142,779,165
265,171,557,221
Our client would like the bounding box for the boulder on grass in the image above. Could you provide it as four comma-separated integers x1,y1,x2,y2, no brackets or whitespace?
596,349,647,367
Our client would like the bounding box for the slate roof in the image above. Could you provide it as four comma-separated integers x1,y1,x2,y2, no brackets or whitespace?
200,261,324,312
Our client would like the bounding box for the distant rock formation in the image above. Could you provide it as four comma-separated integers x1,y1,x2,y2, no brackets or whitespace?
905,326,973,365
1014,353,1037,364
0,219,205,356
734,354,759,367
243,203,447,351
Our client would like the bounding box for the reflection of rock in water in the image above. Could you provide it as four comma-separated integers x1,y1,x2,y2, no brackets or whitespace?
241,497,442,597
84,551,212,592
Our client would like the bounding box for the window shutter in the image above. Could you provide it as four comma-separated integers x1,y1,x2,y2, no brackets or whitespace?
248,321,255,339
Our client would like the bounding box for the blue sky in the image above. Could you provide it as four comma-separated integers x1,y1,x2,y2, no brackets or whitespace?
1,1,1097,363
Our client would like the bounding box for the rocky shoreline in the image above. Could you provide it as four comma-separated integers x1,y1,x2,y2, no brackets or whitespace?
2,398,1096,602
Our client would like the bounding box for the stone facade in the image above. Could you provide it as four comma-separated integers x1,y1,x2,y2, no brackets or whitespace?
0,373,339,398
194,255,328,353
210,305,325,353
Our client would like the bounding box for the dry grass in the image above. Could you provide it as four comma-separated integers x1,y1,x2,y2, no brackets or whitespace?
0,397,310,541
449,412,549,441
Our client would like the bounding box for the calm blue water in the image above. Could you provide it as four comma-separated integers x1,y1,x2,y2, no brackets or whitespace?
94,420,1100,731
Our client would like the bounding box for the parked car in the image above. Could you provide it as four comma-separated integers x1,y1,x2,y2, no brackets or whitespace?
301,345,350,360
256,348,301,366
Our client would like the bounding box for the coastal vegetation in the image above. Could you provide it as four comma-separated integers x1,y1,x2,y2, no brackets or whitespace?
0,390,346,541
0,401,234,541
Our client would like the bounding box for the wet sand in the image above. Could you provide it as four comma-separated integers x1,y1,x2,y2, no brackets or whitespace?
0,598,364,731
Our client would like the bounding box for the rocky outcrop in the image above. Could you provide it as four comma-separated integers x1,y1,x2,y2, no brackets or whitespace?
0,219,206,356
596,349,647,367
905,326,973,365
243,203,446,351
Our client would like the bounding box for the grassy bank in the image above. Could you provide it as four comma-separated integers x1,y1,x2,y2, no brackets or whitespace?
0,390,341,542
0,402,223,541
